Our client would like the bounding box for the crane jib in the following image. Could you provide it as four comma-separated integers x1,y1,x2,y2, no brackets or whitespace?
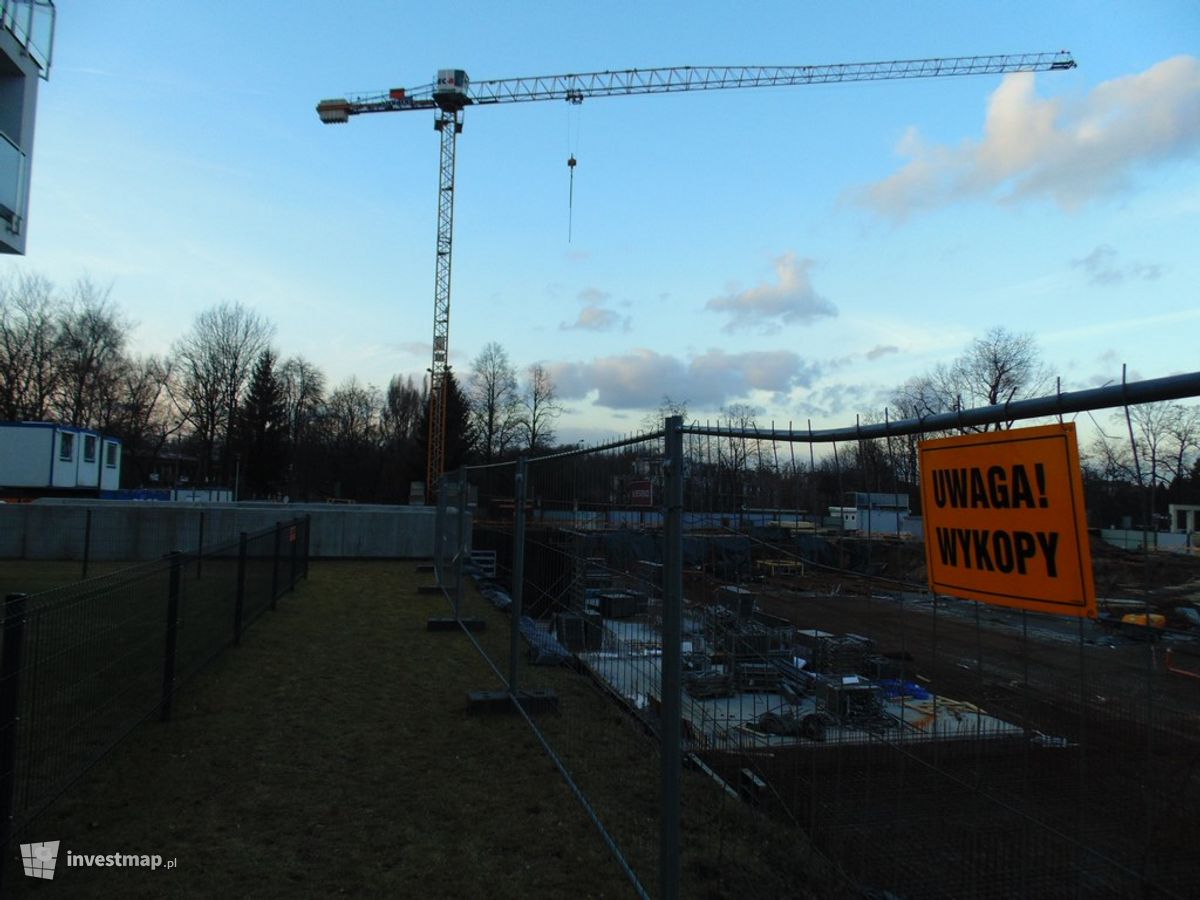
329,51,1076,113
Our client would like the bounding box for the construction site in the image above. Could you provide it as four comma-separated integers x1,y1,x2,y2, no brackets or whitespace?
308,42,1200,897
460,427,1200,899
3,1,1197,895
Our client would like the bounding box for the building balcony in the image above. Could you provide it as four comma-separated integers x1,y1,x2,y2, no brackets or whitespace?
0,129,25,231
1,0,54,74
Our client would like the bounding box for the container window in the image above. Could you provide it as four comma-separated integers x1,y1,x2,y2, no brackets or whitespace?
105,442,118,468
59,432,74,461
84,434,97,462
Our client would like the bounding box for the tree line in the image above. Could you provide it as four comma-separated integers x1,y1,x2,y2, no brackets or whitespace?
634,328,1200,527
0,273,564,501
3,273,1196,520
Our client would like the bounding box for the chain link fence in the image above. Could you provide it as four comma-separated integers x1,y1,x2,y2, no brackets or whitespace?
433,371,1200,899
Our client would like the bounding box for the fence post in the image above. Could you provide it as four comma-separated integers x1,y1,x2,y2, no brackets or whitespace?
196,511,205,579
271,521,282,605
435,476,449,588
0,593,28,882
288,518,299,593
160,552,182,722
661,415,683,900
81,508,92,580
455,469,467,620
303,514,312,579
234,531,248,641
509,457,528,695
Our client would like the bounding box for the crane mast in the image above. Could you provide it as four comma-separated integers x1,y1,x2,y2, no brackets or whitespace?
428,108,460,504
316,51,1076,501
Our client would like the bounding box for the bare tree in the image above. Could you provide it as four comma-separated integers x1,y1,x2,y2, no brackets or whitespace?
641,395,689,433
109,354,181,485
892,327,1051,432
1165,403,1200,483
893,369,955,421
279,356,326,445
321,377,382,448
279,355,326,500
1093,402,1200,489
956,327,1051,417
52,277,130,429
0,272,61,421
467,341,520,462
171,302,274,482
713,403,762,512
719,403,761,472
519,363,562,452
382,374,422,446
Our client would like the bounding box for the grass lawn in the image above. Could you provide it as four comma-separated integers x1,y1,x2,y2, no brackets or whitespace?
3,560,828,899
2,559,147,599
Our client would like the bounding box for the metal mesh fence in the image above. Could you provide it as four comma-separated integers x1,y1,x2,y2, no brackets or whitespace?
0,516,312,864
673,426,1194,899
0,506,277,596
434,371,1200,899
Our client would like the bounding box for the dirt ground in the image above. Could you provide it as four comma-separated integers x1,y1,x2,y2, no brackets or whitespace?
684,533,1200,898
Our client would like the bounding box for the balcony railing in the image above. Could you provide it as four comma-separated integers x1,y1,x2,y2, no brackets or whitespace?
0,130,26,232
1,0,55,75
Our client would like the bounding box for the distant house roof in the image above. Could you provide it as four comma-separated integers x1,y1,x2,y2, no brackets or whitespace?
847,492,909,510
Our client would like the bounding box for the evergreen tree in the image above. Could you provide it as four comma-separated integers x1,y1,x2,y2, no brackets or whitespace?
236,349,286,498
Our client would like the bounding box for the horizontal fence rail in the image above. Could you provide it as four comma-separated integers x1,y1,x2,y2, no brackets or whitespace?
435,371,1200,899
0,516,311,874
681,370,1200,442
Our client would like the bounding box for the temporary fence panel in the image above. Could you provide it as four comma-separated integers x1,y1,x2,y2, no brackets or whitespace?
434,372,1200,899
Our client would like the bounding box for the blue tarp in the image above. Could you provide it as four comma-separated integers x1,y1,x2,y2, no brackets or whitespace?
480,585,512,611
520,615,570,665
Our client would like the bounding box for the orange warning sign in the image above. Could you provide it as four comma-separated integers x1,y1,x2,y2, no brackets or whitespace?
919,423,1095,617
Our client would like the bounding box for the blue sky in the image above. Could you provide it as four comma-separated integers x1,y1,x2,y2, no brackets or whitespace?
12,1,1200,442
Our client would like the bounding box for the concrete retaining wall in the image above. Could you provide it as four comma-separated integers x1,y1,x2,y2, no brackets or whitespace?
1099,529,1195,553
0,501,441,560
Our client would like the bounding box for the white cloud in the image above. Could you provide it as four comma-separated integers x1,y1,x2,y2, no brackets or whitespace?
791,381,879,420
560,287,631,331
548,348,821,410
576,287,610,305
1071,245,1163,285
704,252,837,333
865,344,900,361
560,305,630,332
857,55,1200,219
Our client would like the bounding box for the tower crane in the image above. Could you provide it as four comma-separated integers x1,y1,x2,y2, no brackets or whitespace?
316,51,1076,501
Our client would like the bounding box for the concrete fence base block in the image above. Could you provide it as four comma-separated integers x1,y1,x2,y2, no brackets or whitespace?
417,585,443,595
426,617,487,632
416,563,435,573
467,688,559,715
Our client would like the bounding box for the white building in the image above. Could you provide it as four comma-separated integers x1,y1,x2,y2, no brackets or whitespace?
1168,504,1200,538
0,422,121,494
830,492,922,538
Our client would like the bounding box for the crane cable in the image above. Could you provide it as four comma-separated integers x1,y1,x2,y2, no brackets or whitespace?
567,96,582,242
567,155,576,242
